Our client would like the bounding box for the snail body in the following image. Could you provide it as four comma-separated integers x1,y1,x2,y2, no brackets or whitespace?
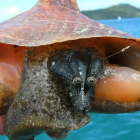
48,49,105,112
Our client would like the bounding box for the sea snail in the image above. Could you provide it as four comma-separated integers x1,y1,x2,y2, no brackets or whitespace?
48,49,115,113
0,0,140,140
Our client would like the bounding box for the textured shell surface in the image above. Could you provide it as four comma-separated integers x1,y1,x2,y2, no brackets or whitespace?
0,0,137,47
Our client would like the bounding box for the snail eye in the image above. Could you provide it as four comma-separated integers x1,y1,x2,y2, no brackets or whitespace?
86,77,97,86
73,77,83,85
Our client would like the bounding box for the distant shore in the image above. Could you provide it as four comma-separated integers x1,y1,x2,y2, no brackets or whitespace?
81,4,140,20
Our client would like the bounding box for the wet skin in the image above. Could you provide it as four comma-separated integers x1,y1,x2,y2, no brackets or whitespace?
0,116,4,135
48,50,105,112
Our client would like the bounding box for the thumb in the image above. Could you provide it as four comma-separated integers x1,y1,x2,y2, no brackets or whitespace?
0,116,5,135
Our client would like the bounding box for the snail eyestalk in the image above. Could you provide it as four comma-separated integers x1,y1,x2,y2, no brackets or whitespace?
105,43,134,59
48,50,106,113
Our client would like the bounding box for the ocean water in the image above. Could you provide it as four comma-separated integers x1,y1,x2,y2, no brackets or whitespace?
98,17,140,38
1,17,140,140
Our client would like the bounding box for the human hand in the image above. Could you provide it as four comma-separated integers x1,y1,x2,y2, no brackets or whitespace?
0,116,5,135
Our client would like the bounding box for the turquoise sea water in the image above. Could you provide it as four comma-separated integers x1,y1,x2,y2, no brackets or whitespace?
1,17,140,140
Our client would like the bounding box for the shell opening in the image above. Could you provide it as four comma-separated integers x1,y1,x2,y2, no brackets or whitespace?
95,37,140,103
0,37,140,115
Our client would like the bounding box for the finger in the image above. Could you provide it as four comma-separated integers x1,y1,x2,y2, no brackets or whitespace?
0,116,5,135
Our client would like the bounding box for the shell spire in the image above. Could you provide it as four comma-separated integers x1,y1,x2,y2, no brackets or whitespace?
37,0,80,12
